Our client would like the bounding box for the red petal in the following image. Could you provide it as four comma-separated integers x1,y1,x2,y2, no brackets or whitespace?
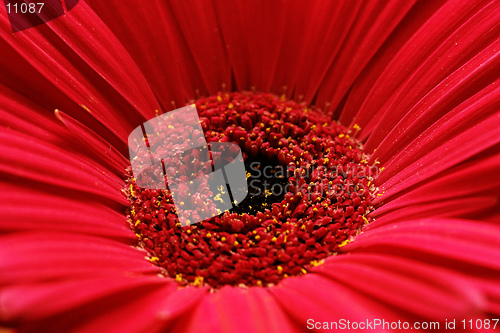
85,0,208,106
316,0,417,112
344,218,500,315
0,85,67,143
269,274,404,328
339,0,448,125
9,283,205,333
0,276,166,321
43,2,162,117
313,253,484,319
167,1,231,95
0,6,155,142
170,287,301,333
375,113,500,201
343,218,500,273
368,50,500,166
0,183,134,241
347,0,498,137
372,154,500,223
55,110,129,175
0,232,159,285
213,0,294,92
0,130,128,205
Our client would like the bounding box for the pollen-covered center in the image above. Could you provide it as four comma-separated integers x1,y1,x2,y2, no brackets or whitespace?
126,92,376,288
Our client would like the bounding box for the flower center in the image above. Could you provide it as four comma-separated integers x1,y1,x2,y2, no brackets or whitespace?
127,92,375,288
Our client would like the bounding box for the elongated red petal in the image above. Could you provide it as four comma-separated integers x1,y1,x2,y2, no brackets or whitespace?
0,183,134,241
316,0,417,112
372,154,500,223
0,85,67,143
43,2,162,118
347,0,496,136
338,0,448,125
0,130,128,205
170,287,301,333
343,218,500,314
343,218,500,275
269,273,405,328
166,1,231,95
376,114,500,200
55,110,129,175
0,276,167,321
0,232,159,285
85,0,209,106
0,4,158,142
9,283,205,333
313,254,484,320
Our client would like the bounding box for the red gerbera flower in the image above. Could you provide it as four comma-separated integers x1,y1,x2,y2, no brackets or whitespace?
1,0,499,332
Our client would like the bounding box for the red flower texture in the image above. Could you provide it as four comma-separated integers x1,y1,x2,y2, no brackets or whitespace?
1,0,500,332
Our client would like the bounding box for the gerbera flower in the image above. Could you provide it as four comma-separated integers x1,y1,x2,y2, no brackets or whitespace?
1,0,499,332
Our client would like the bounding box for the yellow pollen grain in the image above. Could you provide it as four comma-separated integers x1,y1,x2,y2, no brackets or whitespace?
255,235,261,241
135,233,142,239
277,266,283,274
187,229,191,234
362,216,369,224
134,220,141,227
129,184,136,196
339,239,350,247
217,96,222,102
339,134,345,138
353,124,361,130
221,237,226,242
228,103,234,109
271,236,277,242
193,276,204,286
206,233,212,238
309,260,325,267
150,256,159,262
80,104,91,113
175,274,183,282
301,268,307,274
